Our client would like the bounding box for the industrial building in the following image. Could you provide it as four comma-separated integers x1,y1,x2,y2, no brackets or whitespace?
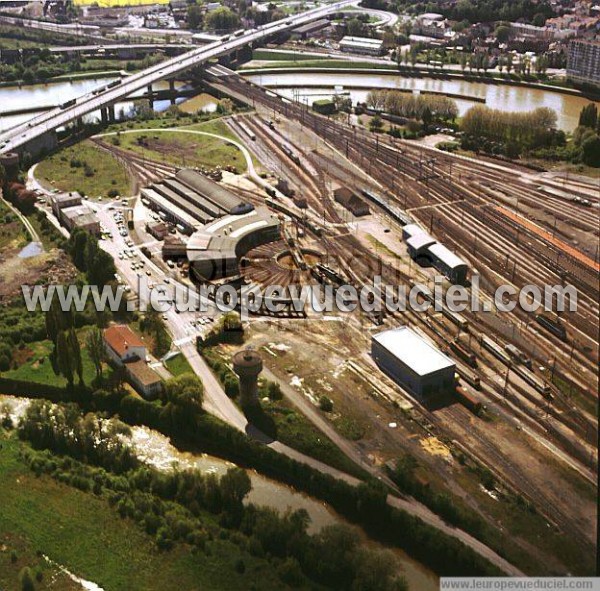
372,326,456,396
60,205,101,236
50,191,83,217
339,36,384,56
402,224,469,284
333,186,370,216
290,18,331,40
186,206,280,280
142,168,254,233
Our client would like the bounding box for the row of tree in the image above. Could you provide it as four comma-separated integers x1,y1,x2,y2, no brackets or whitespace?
366,89,459,122
461,105,559,150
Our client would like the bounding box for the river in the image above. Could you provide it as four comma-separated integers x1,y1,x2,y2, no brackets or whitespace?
0,394,439,591
0,78,217,133
245,71,600,132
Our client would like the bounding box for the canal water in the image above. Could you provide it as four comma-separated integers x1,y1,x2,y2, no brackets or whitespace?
245,71,600,132
0,395,439,590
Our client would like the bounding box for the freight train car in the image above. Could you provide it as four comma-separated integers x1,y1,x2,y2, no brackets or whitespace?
449,340,477,368
455,386,483,415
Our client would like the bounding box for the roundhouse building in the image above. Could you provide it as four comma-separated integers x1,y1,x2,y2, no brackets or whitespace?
372,326,456,397
187,207,280,281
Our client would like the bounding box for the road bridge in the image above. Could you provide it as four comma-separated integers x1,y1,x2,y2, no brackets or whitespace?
0,0,355,159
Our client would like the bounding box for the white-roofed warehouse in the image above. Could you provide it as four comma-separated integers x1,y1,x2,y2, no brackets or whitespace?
371,326,456,396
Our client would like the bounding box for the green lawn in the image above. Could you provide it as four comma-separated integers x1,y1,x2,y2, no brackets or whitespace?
113,119,249,173
4,327,111,387
260,397,367,480
0,435,287,591
36,140,132,199
165,353,194,377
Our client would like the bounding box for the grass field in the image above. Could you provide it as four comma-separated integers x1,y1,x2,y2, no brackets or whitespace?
4,327,112,387
36,140,132,199
164,353,194,377
114,119,249,173
0,434,287,591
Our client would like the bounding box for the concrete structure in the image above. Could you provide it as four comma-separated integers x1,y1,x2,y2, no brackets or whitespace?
428,243,469,285
0,0,357,158
232,347,263,407
567,39,600,89
371,326,456,396
339,36,384,56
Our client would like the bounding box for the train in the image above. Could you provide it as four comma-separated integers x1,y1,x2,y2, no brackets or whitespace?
504,343,532,369
480,335,512,366
481,336,552,398
449,340,477,367
360,188,413,226
237,121,256,141
512,364,553,400
265,196,323,237
456,366,481,390
455,386,483,415
281,144,301,166
535,314,567,341
311,263,346,287
59,98,76,110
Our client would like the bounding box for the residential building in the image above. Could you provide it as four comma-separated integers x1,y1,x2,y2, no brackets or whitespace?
567,39,600,89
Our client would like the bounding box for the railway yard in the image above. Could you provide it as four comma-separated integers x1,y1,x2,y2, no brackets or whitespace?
32,68,599,575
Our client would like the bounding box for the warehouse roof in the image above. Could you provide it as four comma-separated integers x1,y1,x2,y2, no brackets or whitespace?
175,169,253,216
373,326,455,376
428,243,467,270
402,223,426,238
406,232,436,252
339,36,384,49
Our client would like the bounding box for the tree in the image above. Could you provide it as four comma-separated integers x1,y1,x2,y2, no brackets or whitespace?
19,567,36,591
495,25,510,43
347,17,364,37
206,7,239,32
579,103,598,129
187,4,203,29
582,135,600,167
369,115,383,133
87,326,106,380
220,467,251,513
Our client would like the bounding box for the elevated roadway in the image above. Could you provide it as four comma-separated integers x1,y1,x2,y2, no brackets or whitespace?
0,0,356,158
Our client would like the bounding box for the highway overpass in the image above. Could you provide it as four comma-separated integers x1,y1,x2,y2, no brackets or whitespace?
0,0,356,159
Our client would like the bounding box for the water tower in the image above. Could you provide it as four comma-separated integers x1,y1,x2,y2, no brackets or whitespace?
232,346,263,407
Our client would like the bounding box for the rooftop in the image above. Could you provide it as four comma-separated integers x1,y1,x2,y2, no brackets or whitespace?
104,325,145,359
372,326,455,376
125,358,163,387
428,243,468,270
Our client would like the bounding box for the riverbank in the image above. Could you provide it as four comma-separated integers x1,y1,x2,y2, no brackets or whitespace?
240,65,600,101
